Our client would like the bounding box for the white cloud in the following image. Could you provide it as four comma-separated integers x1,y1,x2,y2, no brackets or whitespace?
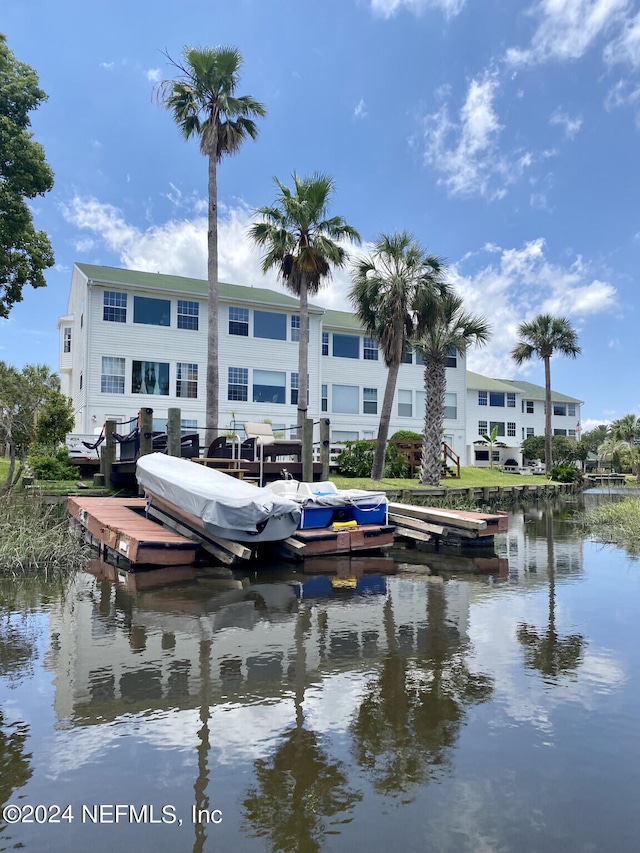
450,238,617,377
604,9,640,68
99,61,115,70
550,109,584,138
505,0,628,67
370,0,465,19
354,98,368,119
146,67,161,83
59,194,367,311
420,72,538,198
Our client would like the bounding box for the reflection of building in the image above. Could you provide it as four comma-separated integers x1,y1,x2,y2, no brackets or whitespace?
497,508,584,583
45,571,470,725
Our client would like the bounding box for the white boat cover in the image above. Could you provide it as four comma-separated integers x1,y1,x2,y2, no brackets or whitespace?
136,454,301,539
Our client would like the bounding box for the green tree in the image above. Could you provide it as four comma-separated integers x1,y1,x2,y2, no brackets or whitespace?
511,315,580,474
159,46,266,434
0,362,59,492
249,172,360,430
34,389,75,448
0,33,54,318
349,232,448,481
473,424,508,469
580,423,609,455
414,292,490,486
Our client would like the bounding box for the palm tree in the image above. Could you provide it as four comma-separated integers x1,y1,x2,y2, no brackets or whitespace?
249,173,360,431
511,315,580,474
159,46,266,434
413,292,490,486
473,424,508,469
349,232,448,482
611,414,640,480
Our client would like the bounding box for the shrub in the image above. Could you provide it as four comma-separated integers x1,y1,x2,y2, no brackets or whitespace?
389,430,423,442
28,446,77,481
549,464,583,483
335,440,409,478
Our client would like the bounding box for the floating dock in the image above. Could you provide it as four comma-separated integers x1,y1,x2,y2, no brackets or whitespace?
388,502,508,550
273,522,396,561
67,496,199,567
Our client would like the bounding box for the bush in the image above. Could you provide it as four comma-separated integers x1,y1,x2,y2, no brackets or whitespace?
28,446,77,481
549,464,583,483
389,430,423,442
336,440,409,479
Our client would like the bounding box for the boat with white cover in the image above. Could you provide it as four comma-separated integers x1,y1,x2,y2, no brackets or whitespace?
136,453,302,543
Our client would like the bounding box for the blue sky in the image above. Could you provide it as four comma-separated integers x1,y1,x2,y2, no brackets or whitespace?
2,0,640,430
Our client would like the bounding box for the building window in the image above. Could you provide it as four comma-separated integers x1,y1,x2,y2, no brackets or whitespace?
103,291,127,323
478,391,487,406
63,327,71,353
402,343,413,364
228,367,248,401
333,333,359,359
568,403,576,417
176,362,198,398
527,427,534,437
554,428,567,436
446,346,457,368
507,421,516,438
322,331,329,356
332,385,359,414
101,357,125,394
554,403,567,416
79,372,83,390
253,369,285,404
181,418,198,433
444,392,457,420
490,392,505,407
475,449,490,462
489,421,505,436
229,306,249,336
133,296,170,326
363,337,378,361
290,373,309,405
569,429,576,437
254,310,287,341
291,315,300,342
363,387,377,415
415,349,424,366
478,420,487,435
507,392,516,408
131,360,170,395
177,300,199,331
398,389,412,418
526,400,534,414
332,430,358,443
321,384,328,412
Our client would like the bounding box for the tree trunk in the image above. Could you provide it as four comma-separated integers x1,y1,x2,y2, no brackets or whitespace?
544,356,552,474
297,278,309,432
205,146,219,438
420,359,446,485
371,361,399,481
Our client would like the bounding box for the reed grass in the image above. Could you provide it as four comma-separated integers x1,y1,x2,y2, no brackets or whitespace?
0,492,87,575
579,496,640,554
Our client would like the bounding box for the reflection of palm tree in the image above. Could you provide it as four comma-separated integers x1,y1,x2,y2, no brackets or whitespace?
242,607,361,852
0,711,32,809
351,582,493,798
518,513,585,678
193,639,212,853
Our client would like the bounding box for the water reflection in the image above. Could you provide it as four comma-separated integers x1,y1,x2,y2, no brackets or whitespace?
1,500,639,852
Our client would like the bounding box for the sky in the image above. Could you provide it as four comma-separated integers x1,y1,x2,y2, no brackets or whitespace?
2,0,640,431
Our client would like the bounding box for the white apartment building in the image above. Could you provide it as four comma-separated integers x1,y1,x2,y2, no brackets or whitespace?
57,263,582,466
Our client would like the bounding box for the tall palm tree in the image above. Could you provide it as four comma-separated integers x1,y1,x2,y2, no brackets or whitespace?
349,232,448,481
511,314,580,474
413,292,490,486
159,46,266,434
611,413,640,480
249,172,360,431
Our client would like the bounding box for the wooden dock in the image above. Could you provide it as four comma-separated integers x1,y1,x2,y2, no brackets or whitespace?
68,496,199,567
274,522,396,560
388,502,508,550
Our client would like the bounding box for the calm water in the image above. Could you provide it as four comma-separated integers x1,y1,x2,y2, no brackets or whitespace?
1,498,640,853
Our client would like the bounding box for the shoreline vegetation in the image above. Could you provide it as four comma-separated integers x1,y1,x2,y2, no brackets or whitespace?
579,496,640,555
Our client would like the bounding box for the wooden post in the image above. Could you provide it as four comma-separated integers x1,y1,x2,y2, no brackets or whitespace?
320,418,330,480
100,419,116,488
139,408,153,457
167,408,181,457
302,418,314,482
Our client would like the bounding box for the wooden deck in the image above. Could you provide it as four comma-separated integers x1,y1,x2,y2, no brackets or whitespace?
388,502,508,550
273,523,396,560
68,496,199,567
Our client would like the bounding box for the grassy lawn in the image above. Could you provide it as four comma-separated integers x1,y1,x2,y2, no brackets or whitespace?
331,466,552,492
